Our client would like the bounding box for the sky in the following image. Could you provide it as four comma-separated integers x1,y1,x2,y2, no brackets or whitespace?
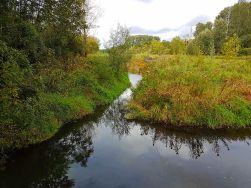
91,0,238,45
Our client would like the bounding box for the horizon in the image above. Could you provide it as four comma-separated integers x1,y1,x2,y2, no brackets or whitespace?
92,0,238,45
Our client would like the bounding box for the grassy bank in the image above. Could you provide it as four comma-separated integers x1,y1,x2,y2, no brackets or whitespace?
127,55,251,129
0,52,130,151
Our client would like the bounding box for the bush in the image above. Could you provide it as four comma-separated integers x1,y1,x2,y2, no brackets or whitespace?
239,48,251,56
240,34,251,48
221,34,241,57
169,37,186,55
186,40,201,55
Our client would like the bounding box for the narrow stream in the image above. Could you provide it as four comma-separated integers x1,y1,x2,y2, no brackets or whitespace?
1,73,251,188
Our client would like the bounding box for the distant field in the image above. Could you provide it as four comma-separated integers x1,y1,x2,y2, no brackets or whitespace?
127,54,251,74
127,55,251,129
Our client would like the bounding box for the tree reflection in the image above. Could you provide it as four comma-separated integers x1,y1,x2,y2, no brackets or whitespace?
97,91,132,139
94,88,251,159
139,124,251,159
0,123,95,188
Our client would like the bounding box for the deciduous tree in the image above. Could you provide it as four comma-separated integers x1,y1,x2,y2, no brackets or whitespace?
221,34,241,57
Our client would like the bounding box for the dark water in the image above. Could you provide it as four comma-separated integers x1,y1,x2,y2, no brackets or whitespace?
1,74,251,188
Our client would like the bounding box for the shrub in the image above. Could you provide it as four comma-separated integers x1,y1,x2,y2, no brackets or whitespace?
169,37,186,55
239,48,251,56
222,34,241,57
186,40,201,55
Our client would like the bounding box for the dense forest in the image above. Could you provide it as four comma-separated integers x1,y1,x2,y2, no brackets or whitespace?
0,0,130,151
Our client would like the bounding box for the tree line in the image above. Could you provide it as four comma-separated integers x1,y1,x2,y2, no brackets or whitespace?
127,2,251,56
0,0,100,61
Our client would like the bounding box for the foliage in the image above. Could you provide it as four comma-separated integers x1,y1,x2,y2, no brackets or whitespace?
128,55,251,128
239,48,251,56
127,54,148,74
86,36,100,54
0,52,130,151
217,2,251,47
186,40,201,55
126,35,160,48
213,18,228,54
106,24,132,73
150,40,166,55
0,0,99,59
221,34,241,57
196,29,215,56
128,36,170,55
240,34,251,48
169,37,186,55
192,2,251,55
194,22,213,37
0,1,130,151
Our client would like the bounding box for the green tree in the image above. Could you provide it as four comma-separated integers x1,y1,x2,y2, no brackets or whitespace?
86,36,100,54
221,34,241,57
169,37,186,55
196,29,215,55
217,2,251,47
42,0,88,57
106,24,131,73
126,35,160,48
213,18,228,54
240,34,251,48
194,22,213,37
150,40,166,55
0,0,90,59
186,40,201,55
0,40,33,127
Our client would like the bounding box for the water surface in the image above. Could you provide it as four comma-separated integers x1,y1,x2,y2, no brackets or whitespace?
1,74,251,188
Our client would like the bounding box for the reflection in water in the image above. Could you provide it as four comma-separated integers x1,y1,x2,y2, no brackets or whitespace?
139,124,251,159
0,122,96,188
1,73,251,188
94,74,251,159
99,89,132,139
95,84,251,159
36,125,94,188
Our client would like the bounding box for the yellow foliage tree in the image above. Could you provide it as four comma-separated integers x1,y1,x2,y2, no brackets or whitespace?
221,34,241,57
150,40,166,55
86,36,100,54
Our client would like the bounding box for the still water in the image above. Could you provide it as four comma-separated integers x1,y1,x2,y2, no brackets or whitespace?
1,74,251,188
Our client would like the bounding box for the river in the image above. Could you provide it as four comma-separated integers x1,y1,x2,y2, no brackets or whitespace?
1,73,251,188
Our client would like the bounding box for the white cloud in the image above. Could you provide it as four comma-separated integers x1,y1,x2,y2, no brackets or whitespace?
91,0,237,45
134,0,154,3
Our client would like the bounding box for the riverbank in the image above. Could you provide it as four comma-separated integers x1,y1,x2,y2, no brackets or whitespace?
127,55,251,129
1,72,251,188
0,52,130,151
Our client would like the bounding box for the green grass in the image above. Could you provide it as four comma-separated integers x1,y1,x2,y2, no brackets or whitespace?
0,53,130,150
127,55,251,129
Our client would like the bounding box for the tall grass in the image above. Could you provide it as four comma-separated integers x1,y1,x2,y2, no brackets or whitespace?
127,55,251,128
